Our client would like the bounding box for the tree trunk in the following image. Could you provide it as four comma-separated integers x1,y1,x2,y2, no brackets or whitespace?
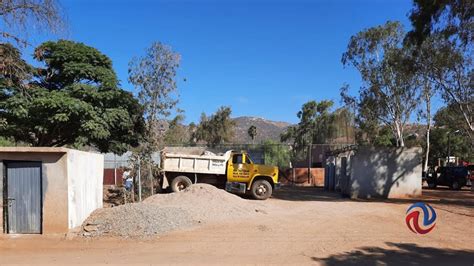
394,121,404,147
399,136,405,147
424,128,430,171
423,91,431,174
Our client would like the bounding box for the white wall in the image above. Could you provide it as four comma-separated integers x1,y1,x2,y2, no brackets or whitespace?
67,149,103,229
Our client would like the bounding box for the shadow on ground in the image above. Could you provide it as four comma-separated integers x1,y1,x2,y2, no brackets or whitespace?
313,242,474,266
272,186,474,210
355,188,474,210
272,186,347,202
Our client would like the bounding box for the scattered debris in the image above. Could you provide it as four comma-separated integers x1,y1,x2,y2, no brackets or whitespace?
83,224,99,233
103,186,132,207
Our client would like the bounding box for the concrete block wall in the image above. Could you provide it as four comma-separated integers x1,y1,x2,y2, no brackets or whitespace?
1,147,103,235
0,150,69,234
349,147,422,199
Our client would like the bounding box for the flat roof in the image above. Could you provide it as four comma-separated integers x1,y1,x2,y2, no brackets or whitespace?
0,147,69,153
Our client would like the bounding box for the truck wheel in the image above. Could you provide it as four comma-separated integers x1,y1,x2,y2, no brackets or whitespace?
171,175,192,192
250,180,273,200
427,181,437,189
451,181,461,190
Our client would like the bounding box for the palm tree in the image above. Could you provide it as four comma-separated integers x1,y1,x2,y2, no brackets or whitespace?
248,125,257,144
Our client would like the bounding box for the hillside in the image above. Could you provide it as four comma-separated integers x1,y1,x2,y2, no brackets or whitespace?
232,116,290,144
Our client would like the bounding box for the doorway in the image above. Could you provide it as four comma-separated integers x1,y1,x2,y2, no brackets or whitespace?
5,161,42,234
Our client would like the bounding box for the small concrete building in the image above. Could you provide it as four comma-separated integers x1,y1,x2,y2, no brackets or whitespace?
326,147,422,199
0,147,103,235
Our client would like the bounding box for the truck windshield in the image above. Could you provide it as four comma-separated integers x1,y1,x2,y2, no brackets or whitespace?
245,154,253,164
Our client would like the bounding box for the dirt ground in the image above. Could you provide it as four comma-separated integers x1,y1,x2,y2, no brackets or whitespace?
1,186,473,265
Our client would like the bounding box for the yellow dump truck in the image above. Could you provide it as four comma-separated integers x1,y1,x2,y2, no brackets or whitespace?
160,149,279,200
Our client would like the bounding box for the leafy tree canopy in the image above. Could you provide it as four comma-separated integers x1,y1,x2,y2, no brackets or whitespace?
408,0,473,45
263,140,291,169
0,40,145,154
34,40,118,88
408,1,473,141
281,100,335,158
163,109,189,145
194,106,235,146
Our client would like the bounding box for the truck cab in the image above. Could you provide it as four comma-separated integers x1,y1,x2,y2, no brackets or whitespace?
225,151,279,200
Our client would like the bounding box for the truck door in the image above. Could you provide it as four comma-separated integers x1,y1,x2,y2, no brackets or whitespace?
228,153,251,183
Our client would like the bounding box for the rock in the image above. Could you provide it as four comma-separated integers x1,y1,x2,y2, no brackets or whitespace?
83,224,99,232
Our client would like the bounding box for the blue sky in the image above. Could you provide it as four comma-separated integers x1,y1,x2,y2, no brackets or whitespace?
26,0,417,124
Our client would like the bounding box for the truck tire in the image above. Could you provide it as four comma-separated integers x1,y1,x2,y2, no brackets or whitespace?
427,181,437,189
171,175,192,192
250,180,273,200
451,180,461,190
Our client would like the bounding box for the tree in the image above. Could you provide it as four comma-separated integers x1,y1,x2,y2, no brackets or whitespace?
392,35,439,171
128,42,181,151
163,109,189,145
0,43,32,88
263,140,291,169
420,79,434,172
408,0,473,46
408,1,473,142
428,128,472,166
194,106,235,146
342,21,419,147
419,105,474,166
331,107,356,144
281,100,335,158
0,40,145,154
434,104,473,149
0,0,65,47
419,35,473,143
340,84,379,145
0,136,14,146
247,125,257,143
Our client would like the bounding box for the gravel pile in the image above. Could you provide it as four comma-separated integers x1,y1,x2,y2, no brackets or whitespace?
81,204,194,238
80,184,267,238
144,184,267,222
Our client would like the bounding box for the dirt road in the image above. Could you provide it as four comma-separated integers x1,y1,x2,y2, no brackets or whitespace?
1,187,473,265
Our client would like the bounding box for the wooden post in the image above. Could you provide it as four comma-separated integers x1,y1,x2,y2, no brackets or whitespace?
149,164,154,195
308,144,312,184
138,157,142,202
114,154,117,186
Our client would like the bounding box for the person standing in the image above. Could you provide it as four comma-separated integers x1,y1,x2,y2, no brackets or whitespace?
122,167,133,191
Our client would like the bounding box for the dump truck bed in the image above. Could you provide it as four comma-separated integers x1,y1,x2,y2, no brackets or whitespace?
161,150,232,175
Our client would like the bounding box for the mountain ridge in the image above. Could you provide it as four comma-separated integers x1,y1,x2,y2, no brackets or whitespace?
232,116,291,144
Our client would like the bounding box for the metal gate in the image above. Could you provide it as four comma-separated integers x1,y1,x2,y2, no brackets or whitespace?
5,161,42,234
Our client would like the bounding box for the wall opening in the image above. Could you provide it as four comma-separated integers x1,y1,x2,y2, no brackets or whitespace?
4,161,43,234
